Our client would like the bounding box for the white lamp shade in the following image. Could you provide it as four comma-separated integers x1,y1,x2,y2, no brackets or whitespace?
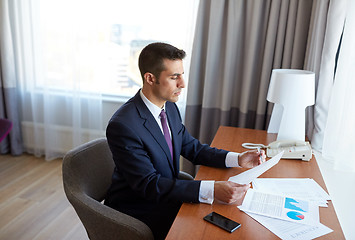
267,69,315,106
267,69,315,141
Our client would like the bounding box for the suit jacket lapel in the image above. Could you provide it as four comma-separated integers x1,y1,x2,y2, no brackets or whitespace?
133,93,175,172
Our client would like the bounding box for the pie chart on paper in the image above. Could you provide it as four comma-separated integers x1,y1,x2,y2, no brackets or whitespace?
287,211,305,220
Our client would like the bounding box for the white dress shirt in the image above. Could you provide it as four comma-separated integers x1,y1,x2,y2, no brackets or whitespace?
140,90,240,204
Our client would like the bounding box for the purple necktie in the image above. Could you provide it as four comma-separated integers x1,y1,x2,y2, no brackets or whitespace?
160,109,173,161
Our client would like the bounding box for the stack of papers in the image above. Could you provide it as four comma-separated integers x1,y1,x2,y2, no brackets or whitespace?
239,180,333,240
227,151,333,239
252,178,331,207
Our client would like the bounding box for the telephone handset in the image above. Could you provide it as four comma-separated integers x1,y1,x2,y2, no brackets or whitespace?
242,140,313,161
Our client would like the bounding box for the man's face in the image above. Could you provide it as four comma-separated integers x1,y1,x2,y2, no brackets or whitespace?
151,59,185,107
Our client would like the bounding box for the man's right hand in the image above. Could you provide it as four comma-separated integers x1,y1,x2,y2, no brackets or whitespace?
214,181,250,204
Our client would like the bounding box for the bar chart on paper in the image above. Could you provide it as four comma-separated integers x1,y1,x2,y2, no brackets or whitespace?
284,197,308,212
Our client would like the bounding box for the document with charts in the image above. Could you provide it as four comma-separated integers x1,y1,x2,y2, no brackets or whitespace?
240,180,333,239
252,178,331,207
238,189,320,226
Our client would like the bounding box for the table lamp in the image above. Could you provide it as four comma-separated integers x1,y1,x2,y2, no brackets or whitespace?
267,69,315,141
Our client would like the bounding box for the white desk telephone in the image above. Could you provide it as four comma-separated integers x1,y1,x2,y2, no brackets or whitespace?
242,140,313,161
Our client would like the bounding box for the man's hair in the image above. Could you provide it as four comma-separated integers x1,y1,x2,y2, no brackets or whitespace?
138,42,186,81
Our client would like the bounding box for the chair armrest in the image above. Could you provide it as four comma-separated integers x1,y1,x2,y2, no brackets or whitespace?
178,171,194,180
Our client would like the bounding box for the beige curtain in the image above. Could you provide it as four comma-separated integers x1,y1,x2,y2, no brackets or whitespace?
183,0,324,175
304,0,330,139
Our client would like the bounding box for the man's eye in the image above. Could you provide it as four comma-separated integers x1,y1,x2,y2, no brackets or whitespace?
171,77,178,80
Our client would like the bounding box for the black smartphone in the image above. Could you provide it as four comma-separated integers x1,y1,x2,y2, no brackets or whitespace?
203,212,241,233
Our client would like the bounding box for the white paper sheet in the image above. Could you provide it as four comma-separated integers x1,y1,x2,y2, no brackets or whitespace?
228,151,284,184
252,178,331,207
238,189,320,226
245,212,333,240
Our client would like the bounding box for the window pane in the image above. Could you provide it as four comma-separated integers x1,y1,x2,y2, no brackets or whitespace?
34,0,199,97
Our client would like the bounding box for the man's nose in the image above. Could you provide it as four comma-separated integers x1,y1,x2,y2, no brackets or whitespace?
178,76,185,88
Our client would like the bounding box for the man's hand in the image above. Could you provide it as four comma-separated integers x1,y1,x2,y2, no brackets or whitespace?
238,149,266,168
214,181,250,204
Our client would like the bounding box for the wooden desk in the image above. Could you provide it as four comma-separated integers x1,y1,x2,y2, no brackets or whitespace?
166,126,345,240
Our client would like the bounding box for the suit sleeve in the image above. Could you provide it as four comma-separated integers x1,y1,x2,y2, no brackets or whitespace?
171,104,229,167
179,124,229,167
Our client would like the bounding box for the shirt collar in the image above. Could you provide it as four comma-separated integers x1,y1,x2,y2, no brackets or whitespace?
140,89,165,119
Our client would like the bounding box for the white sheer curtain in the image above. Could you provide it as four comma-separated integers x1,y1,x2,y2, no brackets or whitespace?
320,0,355,171
6,0,198,160
312,0,355,172
16,0,105,160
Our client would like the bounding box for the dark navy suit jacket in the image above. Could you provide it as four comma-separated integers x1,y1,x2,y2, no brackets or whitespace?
104,91,228,235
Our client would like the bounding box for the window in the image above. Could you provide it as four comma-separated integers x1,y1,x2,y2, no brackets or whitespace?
32,0,199,98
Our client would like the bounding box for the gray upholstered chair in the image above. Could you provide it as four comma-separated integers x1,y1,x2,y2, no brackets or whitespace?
62,137,193,240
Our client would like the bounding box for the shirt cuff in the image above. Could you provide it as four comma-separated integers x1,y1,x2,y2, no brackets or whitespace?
226,152,241,167
199,180,215,204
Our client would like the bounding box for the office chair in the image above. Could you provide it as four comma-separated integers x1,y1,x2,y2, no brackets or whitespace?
0,118,12,142
63,137,193,240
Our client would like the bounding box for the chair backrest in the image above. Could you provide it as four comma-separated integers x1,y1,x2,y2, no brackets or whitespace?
62,138,154,240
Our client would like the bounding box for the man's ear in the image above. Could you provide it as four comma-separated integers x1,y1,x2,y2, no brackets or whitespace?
144,72,155,85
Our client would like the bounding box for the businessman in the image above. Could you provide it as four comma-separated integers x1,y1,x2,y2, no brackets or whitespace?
104,42,265,239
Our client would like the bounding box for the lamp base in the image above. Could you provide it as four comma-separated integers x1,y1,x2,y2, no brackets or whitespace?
267,104,306,142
